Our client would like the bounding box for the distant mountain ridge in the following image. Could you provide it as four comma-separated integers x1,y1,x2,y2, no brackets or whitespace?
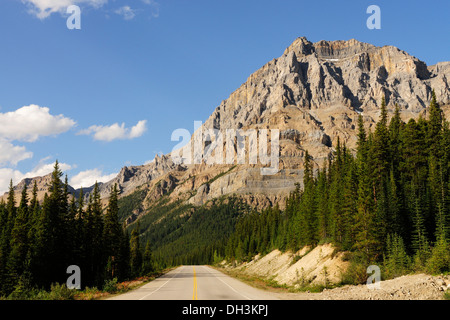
3,37,450,216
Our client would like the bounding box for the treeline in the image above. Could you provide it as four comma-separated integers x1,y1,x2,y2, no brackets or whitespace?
0,162,153,298
131,197,249,268
227,93,450,276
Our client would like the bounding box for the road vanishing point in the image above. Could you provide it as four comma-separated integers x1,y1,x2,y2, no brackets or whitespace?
108,265,279,300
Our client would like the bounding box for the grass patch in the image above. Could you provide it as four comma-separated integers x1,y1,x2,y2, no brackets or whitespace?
444,289,450,300
2,270,169,300
213,266,290,293
215,265,341,294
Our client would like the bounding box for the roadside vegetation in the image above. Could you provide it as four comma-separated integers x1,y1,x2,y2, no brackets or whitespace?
1,94,449,299
0,163,157,299
1,270,167,300
220,94,450,294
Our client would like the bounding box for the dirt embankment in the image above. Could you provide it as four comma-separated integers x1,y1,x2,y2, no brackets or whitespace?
222,244,450,300
284,273,450,300
225,244,349,288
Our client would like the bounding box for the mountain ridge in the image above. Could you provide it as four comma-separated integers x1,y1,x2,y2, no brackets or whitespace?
2,37,450,217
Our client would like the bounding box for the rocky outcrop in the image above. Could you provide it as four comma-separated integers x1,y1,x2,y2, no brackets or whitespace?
170,38,449,209
93,153,179,199
3,37,450,215
0,173,77,205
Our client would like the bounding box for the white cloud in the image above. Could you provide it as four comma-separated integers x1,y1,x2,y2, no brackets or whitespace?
0,104,76,142
0,104,76,191
115,6,136,20
0,160,73,194
27,160,73,178
0,139,33,166
141,0,159,18
22,0,160,20
78,120,147,142
69,168,117,189
22,0,108,19
0,168,25,194
129,120,148,138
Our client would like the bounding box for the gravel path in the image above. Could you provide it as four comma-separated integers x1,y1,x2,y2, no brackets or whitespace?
276,274,450,300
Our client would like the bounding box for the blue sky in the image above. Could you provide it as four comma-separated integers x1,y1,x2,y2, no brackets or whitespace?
0,0,448,192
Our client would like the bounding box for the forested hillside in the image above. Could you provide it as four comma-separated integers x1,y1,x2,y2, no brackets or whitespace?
128,197,249,267
1,93,449,298
0,165,153,298
226,93,450,278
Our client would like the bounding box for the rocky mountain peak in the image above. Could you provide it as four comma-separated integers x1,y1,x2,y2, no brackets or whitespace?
3,37,449,211
315,38,375,59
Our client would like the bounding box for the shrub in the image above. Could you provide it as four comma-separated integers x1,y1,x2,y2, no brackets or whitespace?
383,233,411,278
340,252,369,285
47,283,75,300
426,239,450,274
77,287,101,300
7,275,38,300
412,246,431,272
290,254,301,265
444,289,450,300
103,278,119,293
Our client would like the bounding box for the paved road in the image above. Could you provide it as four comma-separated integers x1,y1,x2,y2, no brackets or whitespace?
109,265,278,300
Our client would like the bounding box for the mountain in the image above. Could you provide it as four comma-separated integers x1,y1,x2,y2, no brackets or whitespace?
3,37,450,217
106,37,450,214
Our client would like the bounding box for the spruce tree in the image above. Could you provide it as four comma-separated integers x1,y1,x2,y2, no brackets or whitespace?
411,191,430,269
8,185,30,291
0,181,17,294
299,151,317,245
427,90,442,160
329,138,345,245
354,116,376,261
91,182,104,286
103,184,123,279
142,241,154,275
315,165,329,240
130,224,143,278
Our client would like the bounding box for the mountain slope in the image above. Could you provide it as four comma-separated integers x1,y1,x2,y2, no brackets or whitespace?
3,37,450,217
110,37,450,214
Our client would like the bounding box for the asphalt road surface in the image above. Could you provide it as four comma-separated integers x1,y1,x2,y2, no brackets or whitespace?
109,265,278,300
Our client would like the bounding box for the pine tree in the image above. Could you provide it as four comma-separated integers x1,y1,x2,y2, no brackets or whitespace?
103,184,123,279
0,181,17,294
371,96,391,181
72,188,86,286
354,116,376,261
427,90,442,160
411,190,430,269
91,182,104,286
298,151,318,246
341,150,358,250
0,200,7,294
142,241,154,275
388,105,405,237
130,224,143,277
117,229,131,280
315,165,329,241
83,193,95,286
384,233,410,278
329,138,345,245
7,185,30,290
47,162,69,285
32,192,50,289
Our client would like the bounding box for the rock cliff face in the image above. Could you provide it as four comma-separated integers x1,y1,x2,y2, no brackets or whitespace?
3,37,450,215
1,173,74,203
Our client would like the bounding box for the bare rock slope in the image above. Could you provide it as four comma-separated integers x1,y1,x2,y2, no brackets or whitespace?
4,37,450,213
223,247,450,300
106,37,450,212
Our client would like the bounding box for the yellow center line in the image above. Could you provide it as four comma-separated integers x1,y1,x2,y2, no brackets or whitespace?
193,267,198,300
